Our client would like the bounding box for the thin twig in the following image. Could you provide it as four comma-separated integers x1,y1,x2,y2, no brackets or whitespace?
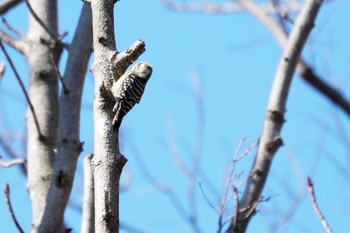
1,18,23,38
198,182,219,214
298,60,350,117
0,0,23,15
0,156,25,167
24,0,61,45
167,119,193,179
50,53,68,94
131,146,190,222
0,29,24,53
4,184,24,233
239,0,350,118
0,41,43,139
183,70,205,233
219,138,257,228
0,135,27,174
218,137,246,231
270,0,295,24
307,177,334,233
161,0,304,14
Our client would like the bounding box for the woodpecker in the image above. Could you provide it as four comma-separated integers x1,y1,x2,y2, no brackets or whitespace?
111,62,153,131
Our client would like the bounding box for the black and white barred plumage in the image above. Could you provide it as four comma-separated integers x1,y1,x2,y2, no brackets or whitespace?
112,62,153,131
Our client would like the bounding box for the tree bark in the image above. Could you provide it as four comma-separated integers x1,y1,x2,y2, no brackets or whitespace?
81,154,95,233
90,0,147,232
90,0,125,232
34,4,93,232
25,0,60,231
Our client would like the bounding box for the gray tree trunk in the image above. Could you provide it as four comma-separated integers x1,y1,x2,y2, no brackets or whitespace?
25,0,59,230
0,0,95,232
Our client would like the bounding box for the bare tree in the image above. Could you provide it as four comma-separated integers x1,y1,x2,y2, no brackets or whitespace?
0,0,345,233
161,0,342,232
0,0,150,232
229,1,323,232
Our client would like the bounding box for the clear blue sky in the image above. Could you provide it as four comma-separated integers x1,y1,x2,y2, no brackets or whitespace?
0,0,350,232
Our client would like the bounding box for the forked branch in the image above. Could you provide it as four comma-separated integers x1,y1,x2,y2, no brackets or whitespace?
228,1,324,232
238,0,350,117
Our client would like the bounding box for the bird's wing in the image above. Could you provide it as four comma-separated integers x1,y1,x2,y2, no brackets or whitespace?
112,97,123,131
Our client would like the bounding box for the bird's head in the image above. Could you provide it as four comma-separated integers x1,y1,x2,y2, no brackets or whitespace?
132,62,153,81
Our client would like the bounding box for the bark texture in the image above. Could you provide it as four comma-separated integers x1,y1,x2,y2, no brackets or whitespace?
81,154,95,233
90,0,125,232
0,0,84,231
90,1,146,232
34,4,93,232
25,0,60,230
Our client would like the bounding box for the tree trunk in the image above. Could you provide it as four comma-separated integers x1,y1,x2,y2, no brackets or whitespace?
25,0,60,231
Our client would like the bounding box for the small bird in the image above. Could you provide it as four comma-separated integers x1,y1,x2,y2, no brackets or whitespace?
111,62,153,131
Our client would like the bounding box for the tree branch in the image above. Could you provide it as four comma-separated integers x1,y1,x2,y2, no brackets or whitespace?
25,0,61,231
0,29,25,53
238,0,350,117
0,135,27,173
161,0,304,14
24,0,62,46
50,53,68,93
0,0,23,15
90,0,151,231
229,1,324,232
307,177,334,233
90,0,126,232
2,18,23,38
0,41,43,139
35,3,93,232
298,60,350,116
111,39,145,80
81,154,95,233
4,184,24,233
0,156,25,167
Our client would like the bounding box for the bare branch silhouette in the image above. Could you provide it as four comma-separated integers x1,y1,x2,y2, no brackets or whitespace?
161,0,304,14
1,18,23,38
238,0,350,117
0,0,22,15
229,1,324,232
218,138,257,231
4,183,24,233
24,0,63,46
50,53,68,94
307,177,334,233
0,156,25,167
132,146,189,222
199,182,219,214
0,28,25,53
0,134,27,174
0,41,43,139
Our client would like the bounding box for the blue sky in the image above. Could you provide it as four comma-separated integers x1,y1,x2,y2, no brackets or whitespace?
1,0,350,232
